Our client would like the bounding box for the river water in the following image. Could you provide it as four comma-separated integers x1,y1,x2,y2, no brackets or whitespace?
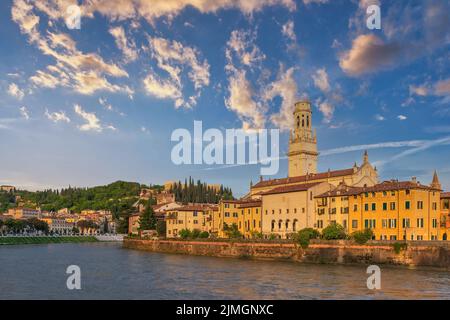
0,243,448,299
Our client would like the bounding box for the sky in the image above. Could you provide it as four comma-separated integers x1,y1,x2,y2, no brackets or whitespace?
0,0,449,197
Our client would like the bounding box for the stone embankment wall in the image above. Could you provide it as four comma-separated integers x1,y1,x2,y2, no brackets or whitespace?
123,238,450,268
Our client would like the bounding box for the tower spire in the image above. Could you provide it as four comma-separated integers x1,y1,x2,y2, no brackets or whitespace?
431,170,441,190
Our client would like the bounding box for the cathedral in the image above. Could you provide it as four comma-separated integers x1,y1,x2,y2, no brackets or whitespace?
248,100,379,198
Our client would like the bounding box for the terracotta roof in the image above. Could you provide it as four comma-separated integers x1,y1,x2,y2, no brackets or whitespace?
238,200,262,208
316,181,440,198
252,168,355,189
441,192,450,199
261,182,322,196
173,204,218,212
316,186,363,198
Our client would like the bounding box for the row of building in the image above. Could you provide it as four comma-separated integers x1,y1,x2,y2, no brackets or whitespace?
0,207,115,234
130,101,450,242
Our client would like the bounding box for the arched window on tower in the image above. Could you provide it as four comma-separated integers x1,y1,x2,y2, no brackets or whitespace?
307,115,310,128
297,116,300,128
302,115,305,127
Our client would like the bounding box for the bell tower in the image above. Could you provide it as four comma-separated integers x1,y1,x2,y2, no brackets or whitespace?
288,100,319,177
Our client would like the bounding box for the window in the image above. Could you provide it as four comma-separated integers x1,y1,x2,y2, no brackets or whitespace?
365,203,369,211
371,203,376,211
417,201,423,209
383,203,387,211
389,219,397,229
225,212,230,217
294,208,297,213
271,220,275,232
343,220,347,229
286,209,289,214
405,201,411,210
317,220,323,228
233,212,238,218
417,218,424,228
383,191,387,196
353,204,358,212
193,220,198,224
390,235,397,240
193,211,198,217
432,219,437,228
265,210,268,215
390,202,396,210
406,189,410,195
402,218,410,228
382,219,387,228
352,220,358,229
432,202,437,210
364,219,376,228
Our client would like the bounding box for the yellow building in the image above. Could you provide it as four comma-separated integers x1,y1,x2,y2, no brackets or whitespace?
316,178,441,241
260,182,334,239
218,200,241,238
439,192,450,240
166,204,219,238
237,200,262,239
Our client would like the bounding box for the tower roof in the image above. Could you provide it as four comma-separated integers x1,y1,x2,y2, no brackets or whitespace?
431,170,441,189
294,100,312,113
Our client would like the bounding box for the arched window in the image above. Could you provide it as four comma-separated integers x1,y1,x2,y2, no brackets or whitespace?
293,219,298,232
278,220,282,230
307,115,310,127
285,219,290,231
297,116,300,128
302,115,305,127
271,220,275,232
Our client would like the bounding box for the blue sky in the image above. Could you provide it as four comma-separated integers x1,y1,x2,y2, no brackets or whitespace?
0,0,449,197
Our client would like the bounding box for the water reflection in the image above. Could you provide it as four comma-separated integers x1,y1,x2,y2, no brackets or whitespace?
0,243,448,300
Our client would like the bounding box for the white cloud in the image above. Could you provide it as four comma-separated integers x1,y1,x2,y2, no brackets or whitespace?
45,109,70,123
312,68,330,93
225,69,265,129
73,104,114,132
316,99,334,123
109,26,138,63
19,106,30,120
143,73,183,107
82,0,296,23
341,1,449,76
409,78,450,98
375,114,385,121
266,67,298,130
281,20,296,42
397,115,407,121
7,83,25,100
144,36,210,108
226,30,265,70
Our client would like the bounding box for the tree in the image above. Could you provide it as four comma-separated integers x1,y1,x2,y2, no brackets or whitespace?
138,204,156,232
321,223,347,240
179,229,192,239
223,223,242,239
351,229,374,244
293,228,320,248
156,220,166,237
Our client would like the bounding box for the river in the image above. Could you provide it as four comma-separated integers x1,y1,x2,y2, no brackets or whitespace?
0,243,449,299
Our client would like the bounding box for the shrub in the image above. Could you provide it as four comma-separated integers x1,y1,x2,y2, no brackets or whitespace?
251,231,263,239
351,229,374,244
293,228,320,248
191,229,201,239
321,223,347,240
198,231,209,239
392,242,408,254
179,229,192,239
268,233,277,240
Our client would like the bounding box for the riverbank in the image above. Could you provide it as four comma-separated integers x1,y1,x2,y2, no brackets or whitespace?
123,238,450,269
0,236,99,245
